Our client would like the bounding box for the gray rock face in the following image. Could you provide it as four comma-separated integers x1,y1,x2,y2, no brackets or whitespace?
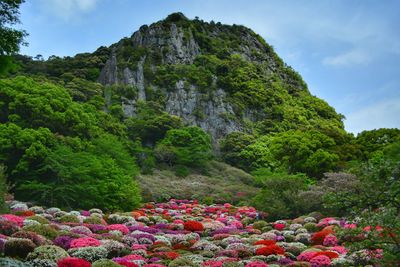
97,21,260,142
131,23,200,64
98,49,118,85
165,81,242,143
122,56,146,101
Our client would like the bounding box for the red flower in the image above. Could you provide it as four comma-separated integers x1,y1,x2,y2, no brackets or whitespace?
57,257,91,267
254,240,276,246
311,228,334,245
273,223,285,231
184,221,204,231
255,244,285,256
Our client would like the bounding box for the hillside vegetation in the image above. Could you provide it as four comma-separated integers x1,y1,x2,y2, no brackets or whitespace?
0,6,399,263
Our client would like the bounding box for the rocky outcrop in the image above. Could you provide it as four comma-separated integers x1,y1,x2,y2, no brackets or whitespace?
97,14,282,142
165,81,242,144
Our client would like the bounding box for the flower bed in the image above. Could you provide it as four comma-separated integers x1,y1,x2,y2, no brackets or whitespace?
0,199,383,266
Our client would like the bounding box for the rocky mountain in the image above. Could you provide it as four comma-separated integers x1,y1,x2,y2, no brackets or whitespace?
18,12,345,145
96,13,344,142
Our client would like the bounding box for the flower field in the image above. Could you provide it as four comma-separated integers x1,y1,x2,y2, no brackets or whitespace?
0,200,383,267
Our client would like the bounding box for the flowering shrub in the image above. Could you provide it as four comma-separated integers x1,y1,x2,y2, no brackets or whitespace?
70,237,101,248
26,245,69,261
255,244,285,256
4,238,36,258
254,240,276,246
57,257,91,267
184,221,204,231
273,223,285,231
0,220,20,235
0,199,385,266
108,224,129,235
245,262,269,267
311,228,334,245
53,236,73,250
309,255,331,267
322,234,338,246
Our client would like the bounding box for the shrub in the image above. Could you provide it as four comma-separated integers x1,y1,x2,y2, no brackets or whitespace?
27,215,50,224
68,246,108,262
27,245,69,261
309,255,331,267
184,221,204,231
92,259,121,267
59,215,80,223
57,257,91,267
27,259,57,267
11,231,47,246
0,219,20,235
83,216,103,224
0,165,9,214
155,126,212,168
53,235,73,250
4,238,36,258
168,257,197,267
251,171,312,220
255,244,285,256
0,257,32,267
70,237,101,248
24,224,59,240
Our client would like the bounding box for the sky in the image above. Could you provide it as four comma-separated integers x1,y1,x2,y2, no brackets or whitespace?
18,0,400,134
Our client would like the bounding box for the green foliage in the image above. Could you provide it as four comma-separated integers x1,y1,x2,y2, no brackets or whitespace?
267,130,339,177
337,208,400,265
355,128,400,160
220,132,256,170
0,164,9,213
0,76,100,138
4,238,36,259
23,224,58,240
125,101,183,146
0,0,27,75
221,130,340,178
155,126,212,168
26,245,69,261
18,141,141,211
251,170,312,220
0,76,142,211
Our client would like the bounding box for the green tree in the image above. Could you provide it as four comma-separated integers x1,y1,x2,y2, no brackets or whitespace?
268,130,339,177
125,101,183,146
155,126,212,168
220,132,256,169
0,164,9,213
18,143,141,211
251,170,312,220
0,0,27,75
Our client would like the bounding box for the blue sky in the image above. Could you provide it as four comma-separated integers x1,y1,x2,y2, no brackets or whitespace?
19,0,400,134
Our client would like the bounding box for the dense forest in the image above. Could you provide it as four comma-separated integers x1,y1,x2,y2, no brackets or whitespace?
0,2,399,264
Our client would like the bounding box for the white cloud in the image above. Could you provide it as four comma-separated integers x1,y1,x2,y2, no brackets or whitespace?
345,98,400,134
322,49,370,66
39,0,99,20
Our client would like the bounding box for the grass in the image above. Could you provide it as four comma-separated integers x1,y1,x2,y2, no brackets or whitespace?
137,161,259,205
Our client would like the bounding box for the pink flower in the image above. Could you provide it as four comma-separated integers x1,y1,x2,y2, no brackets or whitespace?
1,214,24,227
123,255,145,260
309,255,331,267
323,234,338,246
297,251,318,261
344,223,357,229
330,246,348,255
70,237,101,248
108,224,129,234
246,262,269,267
131,244,147,250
